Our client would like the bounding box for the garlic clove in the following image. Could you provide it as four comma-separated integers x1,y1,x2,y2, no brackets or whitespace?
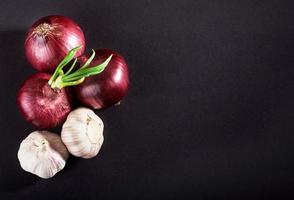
61,107,104,158
17,131,69,179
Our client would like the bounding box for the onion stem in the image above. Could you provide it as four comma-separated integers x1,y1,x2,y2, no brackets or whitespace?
64,58,77,76
48,47,112,89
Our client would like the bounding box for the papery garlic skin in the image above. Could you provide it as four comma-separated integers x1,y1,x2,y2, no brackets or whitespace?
17,131,69,179
61,107,104,158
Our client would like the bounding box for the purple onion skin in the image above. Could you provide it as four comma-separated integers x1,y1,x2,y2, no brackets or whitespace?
75,49,130,109
25,15,85,72
17,73,73,128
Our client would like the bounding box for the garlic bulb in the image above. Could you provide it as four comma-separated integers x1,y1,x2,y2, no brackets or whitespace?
61,107,104,158
17,131,69,179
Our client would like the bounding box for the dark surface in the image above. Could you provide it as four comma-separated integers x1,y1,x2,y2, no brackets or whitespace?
1,0,294,199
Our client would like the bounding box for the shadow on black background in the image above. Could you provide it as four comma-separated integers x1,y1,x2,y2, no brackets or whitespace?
0,30,39,193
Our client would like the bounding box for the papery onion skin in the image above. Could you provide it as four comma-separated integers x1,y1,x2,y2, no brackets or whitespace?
17,73,73,128
75,49,129,109
25,15,85,72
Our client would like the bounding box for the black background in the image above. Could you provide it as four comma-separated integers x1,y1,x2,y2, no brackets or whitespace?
1,0,294,199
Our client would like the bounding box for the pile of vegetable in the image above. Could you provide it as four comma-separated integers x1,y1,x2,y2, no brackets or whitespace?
16,15,130,178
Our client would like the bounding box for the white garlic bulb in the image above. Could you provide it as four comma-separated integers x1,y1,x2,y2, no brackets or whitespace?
61,107,104,158
17,131,69,179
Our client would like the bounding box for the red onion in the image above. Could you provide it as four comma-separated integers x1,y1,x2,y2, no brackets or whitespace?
17,47,112,128
25,15,85,72
17,73,72,128
75,49,129,109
